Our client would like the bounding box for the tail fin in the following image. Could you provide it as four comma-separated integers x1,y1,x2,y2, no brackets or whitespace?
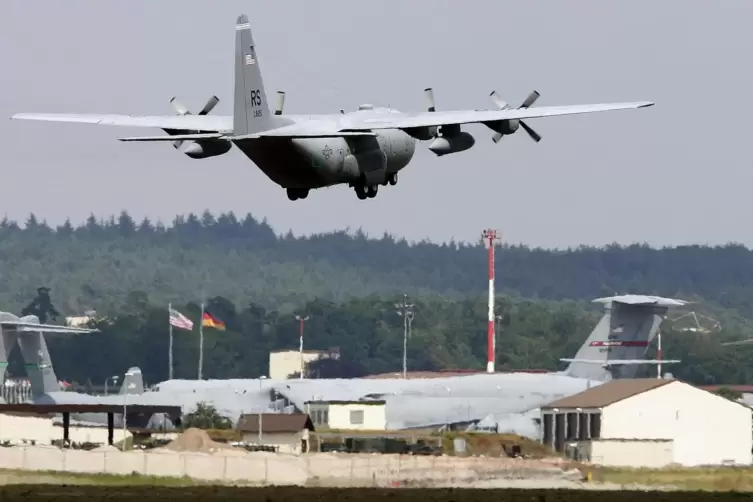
17,331,59,397
119,366,144,395
233,14,272,135
562,295,685,381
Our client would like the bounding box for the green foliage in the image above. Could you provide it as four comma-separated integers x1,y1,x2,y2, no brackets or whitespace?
3,211,753,317
1,210,753,386
182,402,232,430
712,387,743,401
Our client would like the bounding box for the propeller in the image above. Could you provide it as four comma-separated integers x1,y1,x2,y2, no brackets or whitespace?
275,91,285,115
168,95,220,149
169,95,219,116
423,88,441,138
488,90,541,143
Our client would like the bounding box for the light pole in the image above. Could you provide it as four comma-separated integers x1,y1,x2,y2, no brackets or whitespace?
104,375,119,396
122,371,136,452
294,315,309,379
395,294,415,379
258,375,267,445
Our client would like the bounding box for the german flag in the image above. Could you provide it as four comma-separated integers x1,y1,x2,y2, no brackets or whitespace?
201,311,226,330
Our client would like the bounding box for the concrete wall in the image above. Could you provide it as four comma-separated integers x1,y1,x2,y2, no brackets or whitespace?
603,381,753,466
584,439,674,468
0,414,132,445
242,430,308,454
0,447,570,486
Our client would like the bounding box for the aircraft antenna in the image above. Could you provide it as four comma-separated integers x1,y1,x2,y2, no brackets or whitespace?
482,229,502,373
668,311,722,335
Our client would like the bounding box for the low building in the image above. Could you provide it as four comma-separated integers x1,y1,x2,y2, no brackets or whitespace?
269,348,340,379
304,400,387,431
540,378,752,467
236,413,314,454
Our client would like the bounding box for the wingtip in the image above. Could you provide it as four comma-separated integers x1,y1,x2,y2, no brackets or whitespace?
639,101,655,108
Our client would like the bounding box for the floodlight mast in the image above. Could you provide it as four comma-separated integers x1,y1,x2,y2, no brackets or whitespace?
482,229,502,373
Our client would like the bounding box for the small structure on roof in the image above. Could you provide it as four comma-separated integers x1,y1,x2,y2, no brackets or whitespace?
304,399,387,431
540,378,752,468
236,412,314,454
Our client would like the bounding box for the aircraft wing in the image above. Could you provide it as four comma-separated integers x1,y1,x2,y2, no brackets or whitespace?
338,102,654,132
1,321,98,334
10,113,233,132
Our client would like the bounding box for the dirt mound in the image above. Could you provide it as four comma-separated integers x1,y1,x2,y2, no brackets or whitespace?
164,428,231,453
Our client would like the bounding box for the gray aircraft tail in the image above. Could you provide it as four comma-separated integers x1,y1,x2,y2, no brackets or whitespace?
17,331,60,398
119,366,144,395
233,14,272,136
561,295,687,381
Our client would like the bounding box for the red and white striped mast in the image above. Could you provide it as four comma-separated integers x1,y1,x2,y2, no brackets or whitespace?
482,229,502,373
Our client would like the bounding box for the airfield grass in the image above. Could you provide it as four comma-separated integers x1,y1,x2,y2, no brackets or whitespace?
578,464,753,492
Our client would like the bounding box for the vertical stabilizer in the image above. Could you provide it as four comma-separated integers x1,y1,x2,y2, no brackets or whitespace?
233,15,272,136
562,295,685,381
17,331,59,397
0,329,18,395
119,366,144,395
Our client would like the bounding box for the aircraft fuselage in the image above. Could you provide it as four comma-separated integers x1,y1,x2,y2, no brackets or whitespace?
231,106,417,200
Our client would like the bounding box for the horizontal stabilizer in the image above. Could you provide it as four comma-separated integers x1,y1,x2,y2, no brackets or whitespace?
560,358,681,365
721,339,753,347
2,321,98,334
118,133,226,142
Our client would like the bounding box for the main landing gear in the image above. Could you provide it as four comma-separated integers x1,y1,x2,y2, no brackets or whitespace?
353,173,398,200
286,188,309,201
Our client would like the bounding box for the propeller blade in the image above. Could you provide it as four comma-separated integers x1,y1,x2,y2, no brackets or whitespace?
492,132,504,144
424,87,436,112
519,90,540,109
169,97,190,116
275,91,286,115
519,120,542,142
489,91,509,110
198,95,219,115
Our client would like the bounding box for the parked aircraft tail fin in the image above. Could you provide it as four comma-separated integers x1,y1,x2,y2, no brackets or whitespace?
119,367,144,395
233,14,272,136
563,295,687,381
17,331,60,397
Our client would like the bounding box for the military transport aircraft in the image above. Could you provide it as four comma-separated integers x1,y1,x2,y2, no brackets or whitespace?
11,14,655,202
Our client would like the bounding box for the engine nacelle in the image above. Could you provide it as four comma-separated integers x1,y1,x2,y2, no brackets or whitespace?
485,119,520,136
427,132,475,156
403,126,439,141
183,140,232,159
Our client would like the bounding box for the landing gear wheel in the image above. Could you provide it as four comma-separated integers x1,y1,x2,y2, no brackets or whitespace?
366,185,378,198
388,173,398,186
355,185,367,200
286,188,309,201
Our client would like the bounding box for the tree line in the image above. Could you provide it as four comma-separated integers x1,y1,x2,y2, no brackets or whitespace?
11,293,750,389
2,211,753,319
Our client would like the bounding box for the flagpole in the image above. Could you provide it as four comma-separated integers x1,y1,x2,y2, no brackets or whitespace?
198,302,204,380
168,302,174,381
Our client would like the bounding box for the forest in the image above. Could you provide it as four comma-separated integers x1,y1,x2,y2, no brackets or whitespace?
1,210,753,386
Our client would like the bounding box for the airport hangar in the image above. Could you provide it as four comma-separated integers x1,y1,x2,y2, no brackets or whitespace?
540,378,753,467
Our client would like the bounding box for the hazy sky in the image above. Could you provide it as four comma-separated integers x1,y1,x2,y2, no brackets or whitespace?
3,1,752,248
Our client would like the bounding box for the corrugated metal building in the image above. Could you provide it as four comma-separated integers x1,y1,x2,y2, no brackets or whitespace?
540,378,752,467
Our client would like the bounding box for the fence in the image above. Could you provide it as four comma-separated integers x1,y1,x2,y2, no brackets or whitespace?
0,447,569,486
